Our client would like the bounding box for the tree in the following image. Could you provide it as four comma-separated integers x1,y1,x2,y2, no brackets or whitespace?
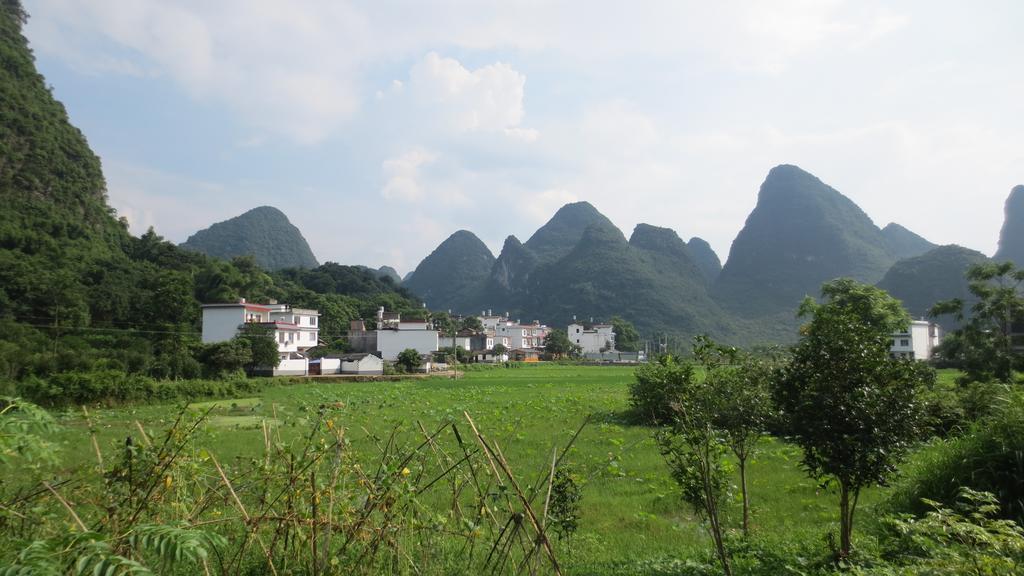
198,340,251,378
543,329,578,359
491,343,508,357
706,354,774,536
775,278,927,559
610,316,640,352
459,315,483,333
431,311,456,337
395,348,422,373
653,352,733,576
931,261,1024,383
235,324,280,375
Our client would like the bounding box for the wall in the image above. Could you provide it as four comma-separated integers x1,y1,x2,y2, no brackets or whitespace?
376,329,439,361
274,358,308,376
202,307,244,343
342,355,383,375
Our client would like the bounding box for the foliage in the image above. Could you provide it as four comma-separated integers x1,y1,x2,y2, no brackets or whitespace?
543,329,578,359
888,386,1024,522
629,355,695,425
0,396,58,466
180,205,319,270
403,230,495,313
610,316,640,352
395,348,422,373
868,489,1024,576
548,467,583,541
930,261,1024,383
234,323,280,374
876,245,989,329
491,343,508,356
775,279,926,558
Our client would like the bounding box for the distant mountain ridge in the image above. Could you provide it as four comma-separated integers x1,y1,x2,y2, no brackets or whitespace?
994,185,1024,266
181,206,319,271
403,230,495,313
877,245,990,330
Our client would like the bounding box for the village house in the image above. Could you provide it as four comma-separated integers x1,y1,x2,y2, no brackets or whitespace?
347,307,439,361
890,320,943,360
568,321,616,354
201,299,320,375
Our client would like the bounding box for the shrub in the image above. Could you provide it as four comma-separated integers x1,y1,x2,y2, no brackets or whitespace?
888,388,1024,522
629,355,695,425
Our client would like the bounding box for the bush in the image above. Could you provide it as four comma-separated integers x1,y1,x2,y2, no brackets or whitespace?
629,355,695,425
888,387,1024,522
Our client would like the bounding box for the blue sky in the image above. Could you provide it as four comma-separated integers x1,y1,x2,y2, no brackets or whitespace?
22,0,1024,273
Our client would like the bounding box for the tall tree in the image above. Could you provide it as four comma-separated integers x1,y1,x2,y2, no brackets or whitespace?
775,279,926,558
610,316,640,352
931,261,1024,383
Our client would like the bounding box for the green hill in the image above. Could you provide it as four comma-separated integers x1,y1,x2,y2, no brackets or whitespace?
483,235,539,305
994,185,1024,266
523,201,617,265
180,206,319,271
403,230,495,313
881,222,936,261
686,237,722,285
714,164,895,318
876,245,990,329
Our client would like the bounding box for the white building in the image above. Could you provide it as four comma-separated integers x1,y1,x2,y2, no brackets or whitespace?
891,320,942,360
568,322,616,354
347,308,440,361
201,300,320,375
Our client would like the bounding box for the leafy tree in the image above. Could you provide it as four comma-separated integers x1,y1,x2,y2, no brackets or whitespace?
395,348,422,373
630,355,695,425
654,352,733,576
931,261,1024,383
543,329,578,359
706,354,775,536
491,343,508,357
775,278,927,559
197,340,251,378
610,316,640,352
235,324,280,375
458,315,483,333
431,311,456,336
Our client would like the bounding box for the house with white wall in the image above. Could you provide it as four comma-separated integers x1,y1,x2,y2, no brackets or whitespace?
891,320,942,360
347,308,439,361
201,299,320,375
568,322,616,354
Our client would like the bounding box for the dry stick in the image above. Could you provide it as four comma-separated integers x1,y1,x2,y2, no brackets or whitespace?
81,406,104,470
467,413,562,576
133,420,153,448
526,415,590,504
310,470,319,576
42,481,87,532
211,454,280,576
321,426,345,570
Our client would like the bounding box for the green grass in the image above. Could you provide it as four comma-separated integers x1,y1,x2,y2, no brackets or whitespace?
45,363,936,573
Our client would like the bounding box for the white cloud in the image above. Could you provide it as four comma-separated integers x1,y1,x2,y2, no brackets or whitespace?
380,149,438,202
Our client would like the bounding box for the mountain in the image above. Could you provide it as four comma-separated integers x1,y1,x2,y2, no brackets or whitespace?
881,223,936,261
484,235,539,302
403,230,495,312
523,201,617,265
180,206,318,271
355,265,402,285
714,164,895,318
687,237,722,285
521,221,739,341
877,245,989,329
994,185,1024,266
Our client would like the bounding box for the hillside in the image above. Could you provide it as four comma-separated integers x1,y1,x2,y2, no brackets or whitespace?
180,206,319,271
0,1,419,381
483,235,539,305
523,201,617,265
881,223,936,261
403,230,495,313
714,164,895,318
686,237,722,285
994,185,1024,266
876,245,990,329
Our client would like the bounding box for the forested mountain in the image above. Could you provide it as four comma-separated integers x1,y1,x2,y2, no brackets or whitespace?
403,230,495,313
180,206,319,271
876,245,989,330
714,164,897,318
686,237,722,285
881,223,936,261
0,1,417,382
523,201,617,264
484,235,539,304
994,185,1024,266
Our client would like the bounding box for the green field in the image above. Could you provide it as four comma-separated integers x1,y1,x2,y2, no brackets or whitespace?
41,363,905,573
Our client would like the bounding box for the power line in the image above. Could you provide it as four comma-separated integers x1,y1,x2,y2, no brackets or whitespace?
13,323,201,336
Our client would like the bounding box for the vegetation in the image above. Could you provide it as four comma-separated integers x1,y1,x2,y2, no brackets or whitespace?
610,316,640,352
180,205,320,270
775,279,928,558
931,261,1024,383
686,236,722,285
880,222,937,261
395,347,422,373
542,329,576,359
403,230,495,313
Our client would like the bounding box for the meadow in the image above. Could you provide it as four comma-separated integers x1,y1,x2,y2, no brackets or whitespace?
36,363,915,574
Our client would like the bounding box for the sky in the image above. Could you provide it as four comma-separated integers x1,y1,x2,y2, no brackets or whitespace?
21,0,1024,274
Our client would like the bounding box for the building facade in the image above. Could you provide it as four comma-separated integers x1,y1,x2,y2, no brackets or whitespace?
890,320,942,360
201,300,320,375
568,322,616,354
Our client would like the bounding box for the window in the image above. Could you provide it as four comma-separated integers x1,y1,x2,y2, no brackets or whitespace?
900,339,910,347
312,317,317,326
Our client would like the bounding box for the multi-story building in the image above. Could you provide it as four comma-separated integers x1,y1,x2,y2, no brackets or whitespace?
201,299,320,375
347,307,439,361
890,320,942,360
568,322,616,354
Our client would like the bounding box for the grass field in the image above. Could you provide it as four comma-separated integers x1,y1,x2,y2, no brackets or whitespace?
41,363,911,573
